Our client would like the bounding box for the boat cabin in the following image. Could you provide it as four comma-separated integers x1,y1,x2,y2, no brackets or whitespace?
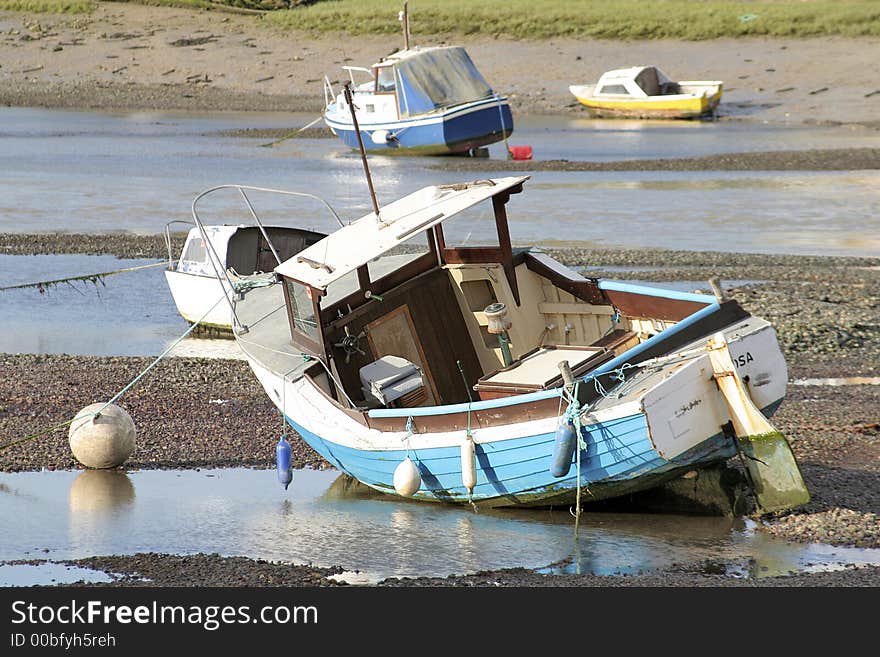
593,66,679,98
259,177,737,420
174,225,326,277
333,46,498,121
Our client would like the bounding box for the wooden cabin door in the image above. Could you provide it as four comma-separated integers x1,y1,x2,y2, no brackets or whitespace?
365,304,439,405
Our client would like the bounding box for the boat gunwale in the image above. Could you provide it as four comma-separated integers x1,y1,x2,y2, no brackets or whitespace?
323,94,510,129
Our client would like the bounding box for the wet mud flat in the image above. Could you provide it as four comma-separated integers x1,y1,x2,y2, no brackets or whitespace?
9,555,880,588
7,554,346,588
430,148,880,173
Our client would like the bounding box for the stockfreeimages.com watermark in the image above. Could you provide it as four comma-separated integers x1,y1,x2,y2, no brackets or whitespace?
10,599,318,633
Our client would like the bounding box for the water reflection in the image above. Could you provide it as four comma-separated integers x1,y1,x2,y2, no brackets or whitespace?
0,468,877,583
68,469,136,557
68,469,136,516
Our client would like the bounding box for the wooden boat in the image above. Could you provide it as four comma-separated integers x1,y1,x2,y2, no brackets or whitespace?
163,186,327,332
200,175,809,512
569,66,722,119
321,5,512,154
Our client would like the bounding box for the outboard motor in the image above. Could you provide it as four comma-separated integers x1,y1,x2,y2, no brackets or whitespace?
276,434,293,490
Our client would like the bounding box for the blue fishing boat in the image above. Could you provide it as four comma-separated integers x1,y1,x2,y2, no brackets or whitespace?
191,174,809,513
321,7,511,155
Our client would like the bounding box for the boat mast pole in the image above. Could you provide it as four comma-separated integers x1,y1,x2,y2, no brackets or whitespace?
343,82,381,221
400,2,410,50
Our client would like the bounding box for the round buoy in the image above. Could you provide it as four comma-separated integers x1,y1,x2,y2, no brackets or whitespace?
393,456,421,497
68,403,135,469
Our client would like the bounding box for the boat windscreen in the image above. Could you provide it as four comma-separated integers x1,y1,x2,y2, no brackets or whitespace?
397,47,494,116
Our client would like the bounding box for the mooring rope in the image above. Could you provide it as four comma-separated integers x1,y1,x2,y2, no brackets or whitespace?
560,380,585,538
259,115,325,148
0,261,167,292
0,294,227,454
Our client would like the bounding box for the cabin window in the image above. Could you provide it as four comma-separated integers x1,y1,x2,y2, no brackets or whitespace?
435,198,500,249
598,84,629,95
182,237,207,263
285,279,321,345
376,66,396,93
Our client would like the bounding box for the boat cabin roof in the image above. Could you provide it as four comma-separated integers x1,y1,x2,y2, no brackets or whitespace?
595,66,672,97
275,176,529,290
371,45,465,68
361,46,495,117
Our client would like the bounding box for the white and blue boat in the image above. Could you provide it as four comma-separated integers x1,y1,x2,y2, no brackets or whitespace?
322,45,513,155
192,176,808,513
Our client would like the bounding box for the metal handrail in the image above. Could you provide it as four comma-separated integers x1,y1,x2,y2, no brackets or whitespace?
162,219,196,270
323,75,335,108
189,184,346,334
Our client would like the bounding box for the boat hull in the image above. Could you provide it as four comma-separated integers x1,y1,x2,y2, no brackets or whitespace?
570,89,722,119
324,98,513,155
164,269,233,331
243,317,786,508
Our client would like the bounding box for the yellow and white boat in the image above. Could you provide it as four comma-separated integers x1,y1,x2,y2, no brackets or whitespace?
569,66,722,119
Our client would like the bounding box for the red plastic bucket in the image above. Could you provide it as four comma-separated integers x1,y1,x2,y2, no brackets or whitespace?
508,145,533,161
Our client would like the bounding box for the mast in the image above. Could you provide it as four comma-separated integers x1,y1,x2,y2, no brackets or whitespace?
399,1,411,50
343,82,381,221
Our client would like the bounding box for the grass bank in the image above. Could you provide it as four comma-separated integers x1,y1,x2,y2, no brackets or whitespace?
264,0,880,40
0,0,96,12
6,1,880,39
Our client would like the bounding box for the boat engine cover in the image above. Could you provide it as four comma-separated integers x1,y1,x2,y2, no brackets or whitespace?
359,355,423,406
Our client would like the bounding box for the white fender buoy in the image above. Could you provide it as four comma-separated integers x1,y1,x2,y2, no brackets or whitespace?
68,403,135,469
461,436,477,496
371,130,390,145
393,456,421,497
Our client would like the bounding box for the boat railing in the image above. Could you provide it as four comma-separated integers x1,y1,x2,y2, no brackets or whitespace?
190,184,345,334
162,219,196,270
323,76,335,108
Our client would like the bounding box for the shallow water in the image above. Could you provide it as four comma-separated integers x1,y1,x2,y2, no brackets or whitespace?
1,468,878,584
2,108,879,256
0,563,115,587
0,254,190,356
0,253,249,357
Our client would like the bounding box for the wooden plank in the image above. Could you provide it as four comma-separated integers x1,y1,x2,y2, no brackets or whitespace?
602,289,707,322
538,302,617,316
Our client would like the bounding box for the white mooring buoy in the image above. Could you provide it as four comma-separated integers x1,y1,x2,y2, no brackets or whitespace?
68,403,136,469
393,456,421,497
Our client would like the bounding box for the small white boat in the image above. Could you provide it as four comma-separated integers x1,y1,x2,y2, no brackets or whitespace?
163,186,329,333
569,66,723,119
322,5,512,154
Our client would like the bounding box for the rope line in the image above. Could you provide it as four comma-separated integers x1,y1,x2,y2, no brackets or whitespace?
0,261,166,292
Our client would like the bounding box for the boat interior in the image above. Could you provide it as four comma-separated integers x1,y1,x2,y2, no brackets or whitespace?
231,177,750,428
174,226,326,276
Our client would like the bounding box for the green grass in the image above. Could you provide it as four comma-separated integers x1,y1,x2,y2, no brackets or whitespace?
262,0,880,40
6,0,879,39
0,0,97,12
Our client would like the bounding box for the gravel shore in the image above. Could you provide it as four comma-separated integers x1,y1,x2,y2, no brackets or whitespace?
0,354,330,472
430,148,880,172
8,555,879,587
